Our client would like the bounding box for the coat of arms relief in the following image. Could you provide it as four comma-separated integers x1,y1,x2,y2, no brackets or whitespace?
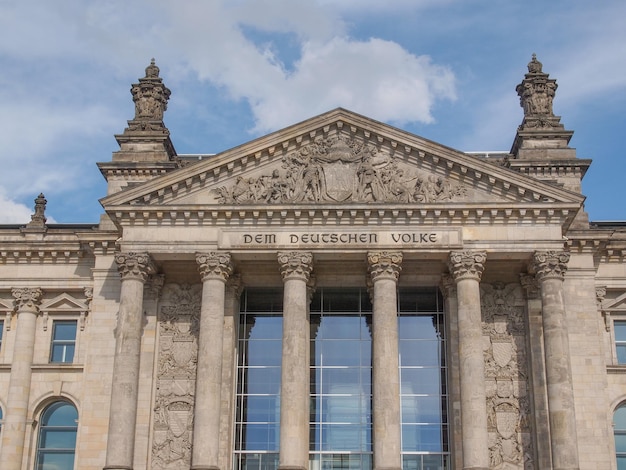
151,284,202,470
214,136,469,204
481,283,534,470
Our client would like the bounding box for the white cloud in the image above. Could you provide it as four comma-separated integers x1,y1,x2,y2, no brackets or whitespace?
0,191,33,224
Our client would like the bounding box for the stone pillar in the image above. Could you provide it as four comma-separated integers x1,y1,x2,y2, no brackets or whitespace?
0,288,42,469
368,251,402,470
277,251,313,470
192,252,233,470
104,252,155,470
531,251,579,470
448,250,489,470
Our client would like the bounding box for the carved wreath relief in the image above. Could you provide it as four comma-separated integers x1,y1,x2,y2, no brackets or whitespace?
214,137,468,204
152,284,202,470
481,283,534,470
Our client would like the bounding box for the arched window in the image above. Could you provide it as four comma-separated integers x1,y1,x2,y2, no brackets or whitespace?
615,403,626,470
35,401,78,470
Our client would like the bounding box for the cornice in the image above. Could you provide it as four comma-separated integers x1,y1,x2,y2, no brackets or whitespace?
105,202,579,228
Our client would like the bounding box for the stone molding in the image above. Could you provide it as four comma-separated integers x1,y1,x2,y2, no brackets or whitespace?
115,252,156,282
367,251,403,282
196,252,233,282
531,250,569,281
11,287,43,313
447,250,487,282
277,251,313,282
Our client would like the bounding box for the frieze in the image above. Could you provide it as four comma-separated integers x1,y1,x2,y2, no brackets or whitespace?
213,136,469,204
219,228,461,250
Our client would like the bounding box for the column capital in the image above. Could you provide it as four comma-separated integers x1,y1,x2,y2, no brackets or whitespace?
278,251,313,282
531,250,569,281
11,287,42,313
448,250,487,282
115,252,156,282
440,273,456,299
196,251,234,282
520,273,540,299
367,251,403,282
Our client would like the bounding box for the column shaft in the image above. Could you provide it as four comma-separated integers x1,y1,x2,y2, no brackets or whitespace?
278,251,313,470
368,251,402,470
0,288,42,470
192,252,233,470
104,252,154,470
533,251,579,470
448,251,489,470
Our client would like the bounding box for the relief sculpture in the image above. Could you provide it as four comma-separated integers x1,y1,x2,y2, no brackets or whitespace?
151,284,202,470
481,282,534,470
214,137,468,204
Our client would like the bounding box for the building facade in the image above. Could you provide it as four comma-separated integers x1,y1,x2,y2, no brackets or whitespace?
1,56,626,470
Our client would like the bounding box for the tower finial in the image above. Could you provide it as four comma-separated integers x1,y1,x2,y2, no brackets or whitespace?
25,193,47,229
130,58,171,121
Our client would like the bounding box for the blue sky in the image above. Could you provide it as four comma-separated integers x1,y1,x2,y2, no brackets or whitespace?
1,0,625,223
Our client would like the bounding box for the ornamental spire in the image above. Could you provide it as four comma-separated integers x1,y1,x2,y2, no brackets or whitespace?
510,54,574,160
130,58,171,122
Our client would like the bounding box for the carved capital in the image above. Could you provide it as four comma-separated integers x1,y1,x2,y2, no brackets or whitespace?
277,251,313,282
115,252,156,282
12,287,43,313
447,250,487,282
531,251,569,282
196,252,233,282
367,251,402,282
226,273,243,300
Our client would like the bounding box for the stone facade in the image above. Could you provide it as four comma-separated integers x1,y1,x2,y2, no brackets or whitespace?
0,56,625,470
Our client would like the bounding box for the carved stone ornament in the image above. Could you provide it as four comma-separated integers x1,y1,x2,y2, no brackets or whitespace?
531,251,569,281
447,250,487,282
213,136,468,205
482,282,533,469
115,252,156,282
196,252,233,282
515,54,564,131
152,283,202,469
12,287,43,312
277,251,313,282
367,251,403,282
131,59,171,121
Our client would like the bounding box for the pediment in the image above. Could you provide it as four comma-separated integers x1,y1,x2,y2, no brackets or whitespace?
40,293,89,313
101,108,583,225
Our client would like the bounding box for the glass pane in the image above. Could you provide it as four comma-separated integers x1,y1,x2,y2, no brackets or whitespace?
616,433,626,453
399,287,440,312
422,454,445,470
402,424,444,452
39,429,77,449
241,396,280,423
53,322,77,340
319,341,362,366
244,288,283,312
36,451,76,470
398,316,442,340
399,341,441,367
237,423,280,451
618,345,626,364
246,317,283,340
617,455,626,470
43,402,78,426
319,368,360,394
240,367,281,394
318,316,362,340
616,406,626,429
400,368,442,395
616,322,626,341
246,341,282,366
401,396,443,423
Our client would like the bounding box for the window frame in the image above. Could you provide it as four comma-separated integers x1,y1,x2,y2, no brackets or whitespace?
34,400,78,470
49,320,78,364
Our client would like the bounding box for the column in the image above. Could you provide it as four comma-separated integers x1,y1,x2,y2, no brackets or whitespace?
0,288,42,469
531,251,579,470
192,252,233,470
277,251,313,470
104,252,155,470
368,251,402,470
447,250,489,470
